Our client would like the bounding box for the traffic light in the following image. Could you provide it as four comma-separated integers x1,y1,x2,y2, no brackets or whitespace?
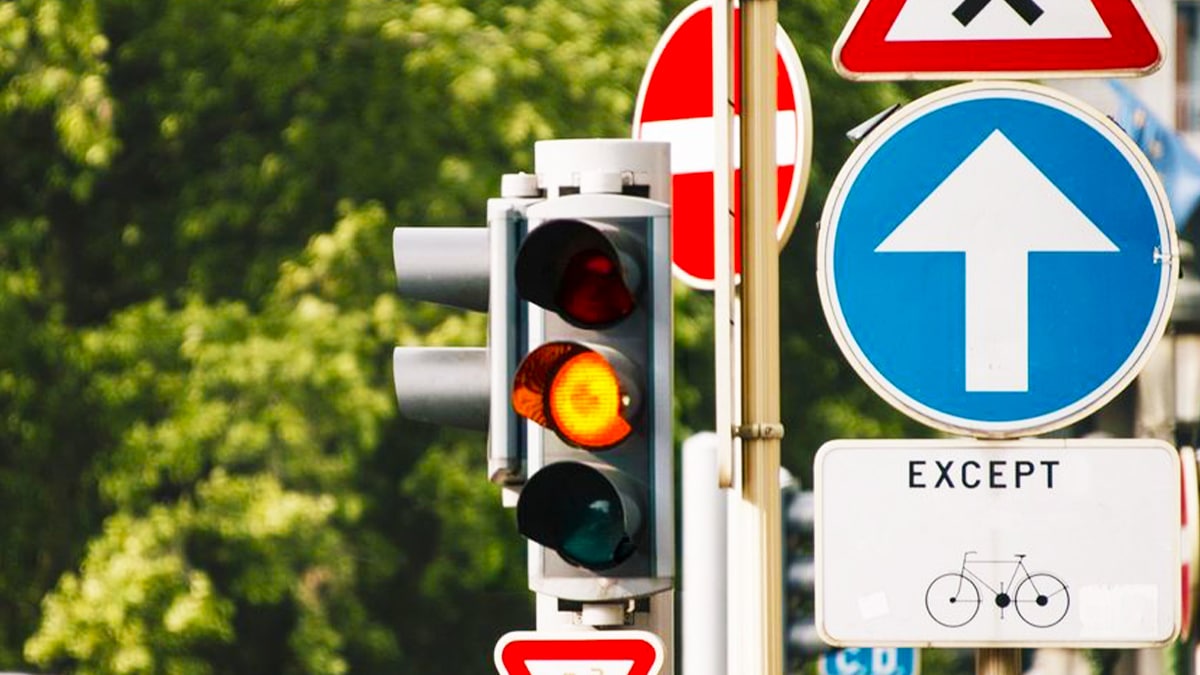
783,476,827,671
392,173,541,486
510,143,673,602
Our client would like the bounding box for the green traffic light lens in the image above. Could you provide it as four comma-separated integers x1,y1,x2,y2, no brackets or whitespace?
559,494,635,569
516,462,640,571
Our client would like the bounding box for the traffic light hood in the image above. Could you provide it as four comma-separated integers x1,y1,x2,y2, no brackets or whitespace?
516,462,645,571
515,218,642,329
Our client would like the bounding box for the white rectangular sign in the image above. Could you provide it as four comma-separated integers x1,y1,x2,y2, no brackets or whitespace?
815,438,1180,648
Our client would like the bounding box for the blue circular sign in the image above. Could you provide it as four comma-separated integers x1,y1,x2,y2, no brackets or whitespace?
818,82,1176,437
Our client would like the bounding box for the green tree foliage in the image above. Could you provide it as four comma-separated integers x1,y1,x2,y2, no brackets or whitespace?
0,0,938,672
0,0,115,665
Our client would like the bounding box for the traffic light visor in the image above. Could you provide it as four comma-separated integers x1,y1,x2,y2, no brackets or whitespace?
515,219,638,328
512,342,639,449
517,462,642,570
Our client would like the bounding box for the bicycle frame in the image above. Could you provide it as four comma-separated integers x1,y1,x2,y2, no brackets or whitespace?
956,550,1032,600
925,551,1070,629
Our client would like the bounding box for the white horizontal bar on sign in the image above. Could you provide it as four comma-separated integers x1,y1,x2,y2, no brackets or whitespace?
638,111,798,174
525,660,635,675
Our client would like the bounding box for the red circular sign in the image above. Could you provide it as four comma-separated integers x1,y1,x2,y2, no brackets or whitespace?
632,0,812,289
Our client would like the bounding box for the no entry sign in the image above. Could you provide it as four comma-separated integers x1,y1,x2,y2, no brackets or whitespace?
633,0,812,289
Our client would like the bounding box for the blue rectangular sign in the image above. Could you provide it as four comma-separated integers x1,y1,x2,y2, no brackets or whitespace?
820,648,919,675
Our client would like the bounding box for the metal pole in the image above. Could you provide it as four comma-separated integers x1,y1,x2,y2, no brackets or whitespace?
977,648,1022,675
1132,329,1174,675
681,433,728,675
713,0,737,490
733,0,782,673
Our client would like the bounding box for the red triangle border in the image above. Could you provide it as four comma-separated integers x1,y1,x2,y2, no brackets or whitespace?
495,632,663,675
834,0,1163,79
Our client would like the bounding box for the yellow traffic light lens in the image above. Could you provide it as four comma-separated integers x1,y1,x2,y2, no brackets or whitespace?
512,343,576,428
512,342,640,450
548,352,632,449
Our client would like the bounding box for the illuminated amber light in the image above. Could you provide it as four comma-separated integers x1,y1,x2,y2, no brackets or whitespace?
548,352,632,448
512,343,577,426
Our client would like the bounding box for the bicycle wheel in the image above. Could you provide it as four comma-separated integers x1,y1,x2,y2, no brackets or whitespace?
1014,573,1070,628
925,572,981,627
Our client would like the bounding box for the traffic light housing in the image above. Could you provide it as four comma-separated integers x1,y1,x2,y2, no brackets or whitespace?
511,149,673,602
393,139,674,607
783,478,827,671
392,174,541,486
391,225,490,428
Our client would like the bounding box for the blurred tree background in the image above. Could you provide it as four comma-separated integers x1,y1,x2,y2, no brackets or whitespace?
0,0,927,672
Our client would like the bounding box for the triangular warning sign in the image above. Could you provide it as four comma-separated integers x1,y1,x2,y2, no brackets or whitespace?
833,0,1163,80
494,631,664,675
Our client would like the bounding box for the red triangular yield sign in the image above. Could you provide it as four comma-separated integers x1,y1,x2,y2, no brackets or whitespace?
494,631,664,675
833,0,1162,80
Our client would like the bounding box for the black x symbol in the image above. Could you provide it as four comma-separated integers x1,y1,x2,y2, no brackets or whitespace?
953,0,1044,26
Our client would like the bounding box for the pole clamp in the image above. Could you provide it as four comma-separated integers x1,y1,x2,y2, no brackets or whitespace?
732,423,785,440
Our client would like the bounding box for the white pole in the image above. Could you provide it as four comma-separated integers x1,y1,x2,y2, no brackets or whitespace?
713,0,737,490
681,432,728,675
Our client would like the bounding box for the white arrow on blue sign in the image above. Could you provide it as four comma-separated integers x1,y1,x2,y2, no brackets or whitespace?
817,81,1177,437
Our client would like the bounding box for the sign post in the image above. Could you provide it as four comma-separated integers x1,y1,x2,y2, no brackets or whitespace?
712,0,737,490
1183,446,1200,640
733,0,784,673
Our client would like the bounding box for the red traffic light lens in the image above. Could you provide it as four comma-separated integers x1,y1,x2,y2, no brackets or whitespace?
514,219,641,329
555,249,635,327
512,342,638,450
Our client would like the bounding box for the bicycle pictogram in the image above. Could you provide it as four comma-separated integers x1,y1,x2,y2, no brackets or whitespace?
925,551,1069,628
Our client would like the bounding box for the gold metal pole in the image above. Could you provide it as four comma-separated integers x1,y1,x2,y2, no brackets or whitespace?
977,648,1022,675
733,0,782,672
